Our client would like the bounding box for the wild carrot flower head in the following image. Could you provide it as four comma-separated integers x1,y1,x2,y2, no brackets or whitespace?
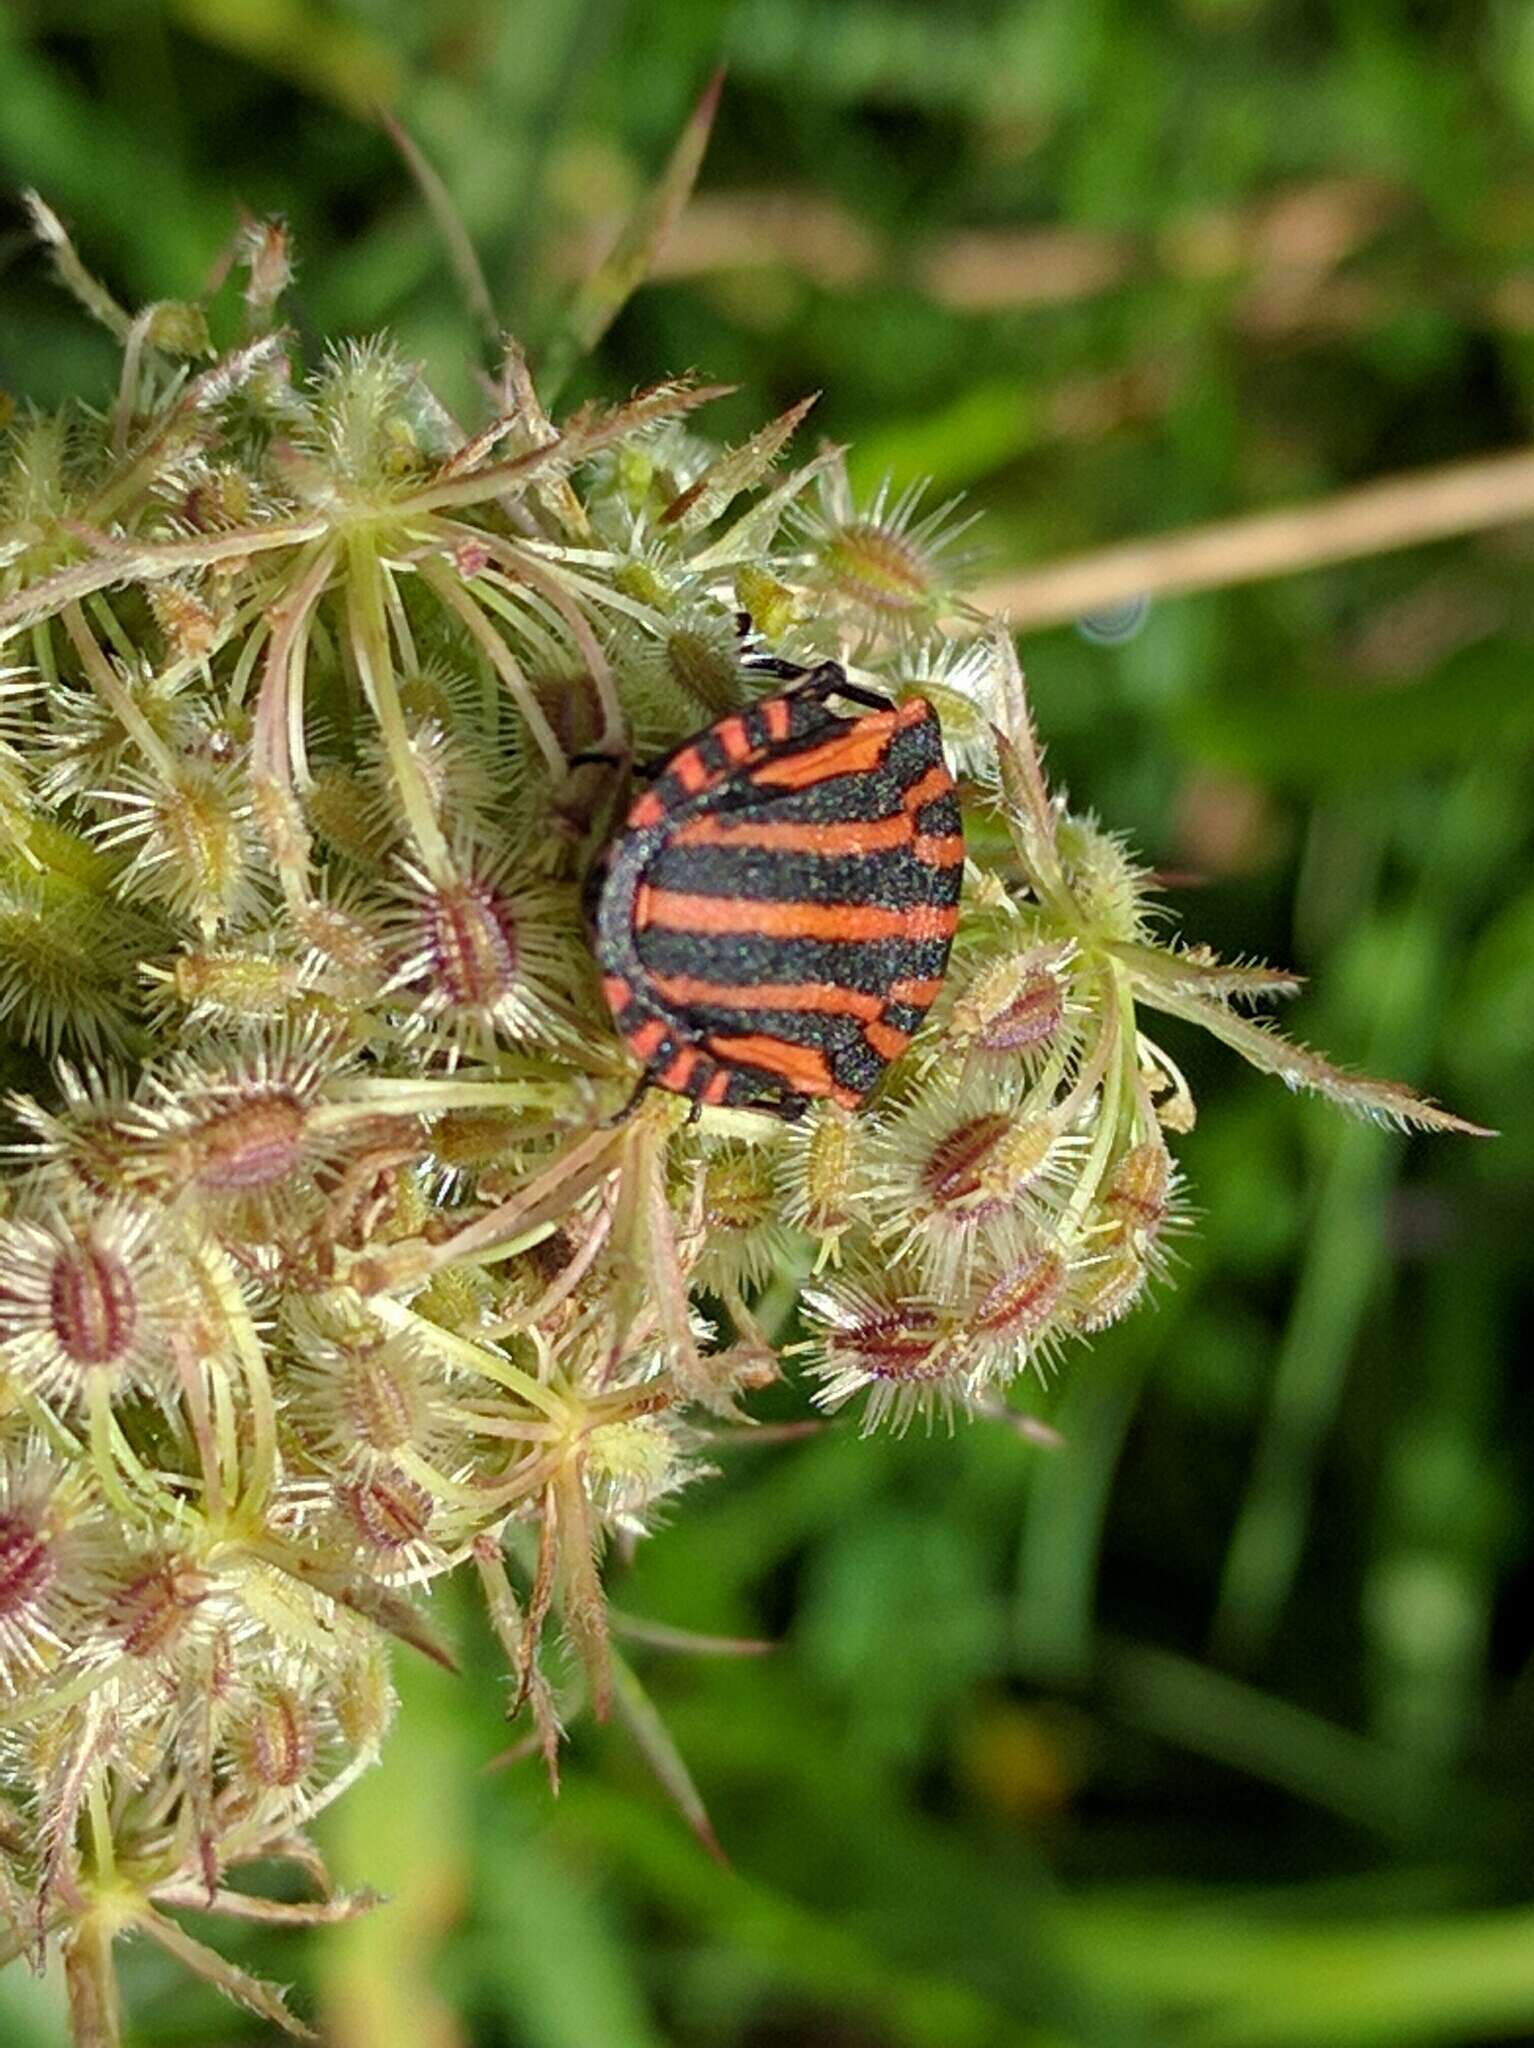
794,460,983,634
0,1447,104,1696
0,194,1484,2044
0,1198,183,1410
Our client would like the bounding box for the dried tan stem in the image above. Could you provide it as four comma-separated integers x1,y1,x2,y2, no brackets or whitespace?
629,174,1400,315
978,447,1534,631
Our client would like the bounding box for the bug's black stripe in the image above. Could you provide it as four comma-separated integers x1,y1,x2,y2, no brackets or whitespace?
632,927,954,995
882,1001,928,1036
828,1037,886,1093
677,1001,871,1050
703,766,903,831
881,716,949,793
642,989,941,1066
651,737,725,811
645,842,959,908
694,731,728,775
722,1067,796,1110
611,995,659,1038
914,796,960,838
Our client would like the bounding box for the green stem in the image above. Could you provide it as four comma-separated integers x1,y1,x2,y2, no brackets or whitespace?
205,1346,241,1505
1059,966,1132,1244
87,1773,117,1886
30,618,59,689
87,593,140,665
462,568,575,671
367,1297,568,1421
199,1247,278,1516
348,534,452,880
471,531,625,749
60,601,178,781
63,1907,123,2048
0,1659,111,1732
486,555,666,630
438,1401,560,1441
396,1442,552,1511
226,614,269,709
381,558,419,672
86,1375,146,1522
20,1390,81,1458
419,555,567,775
308,1076,580,1130
111,305,153,455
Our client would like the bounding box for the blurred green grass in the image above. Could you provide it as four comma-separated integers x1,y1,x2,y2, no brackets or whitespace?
2,3,1532,2044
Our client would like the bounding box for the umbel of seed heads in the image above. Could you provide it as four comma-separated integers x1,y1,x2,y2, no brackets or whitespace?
0,197,1485,2044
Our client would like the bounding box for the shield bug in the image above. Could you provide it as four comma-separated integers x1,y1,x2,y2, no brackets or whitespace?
595,661,964,1117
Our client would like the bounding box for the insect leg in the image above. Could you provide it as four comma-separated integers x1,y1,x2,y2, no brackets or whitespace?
742,647,892,711
606,1075,655,1126
568,746,663,783
794,662,891,713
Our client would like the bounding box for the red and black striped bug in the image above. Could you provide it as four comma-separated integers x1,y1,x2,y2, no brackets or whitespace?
594,659,965,1118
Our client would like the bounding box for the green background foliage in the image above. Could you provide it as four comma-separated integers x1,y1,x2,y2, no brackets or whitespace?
2,2,1532,2042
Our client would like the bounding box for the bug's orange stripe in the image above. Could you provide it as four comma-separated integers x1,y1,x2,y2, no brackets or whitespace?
763,696,792,741
669,811,913,855
670,747,712,794
635,890,959,942
625,1017,668,1059
913,832,965,867
645,970,884,1021
890,975,946,1006
702,1069,731,1104
748,714,896,790
714,714,751,763
628,790,666,828
896,697,934,728
705,1033,833,1093
865,1020,913,1060
602,973,633,1014
658,1045,702,1091
901,764,954,811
